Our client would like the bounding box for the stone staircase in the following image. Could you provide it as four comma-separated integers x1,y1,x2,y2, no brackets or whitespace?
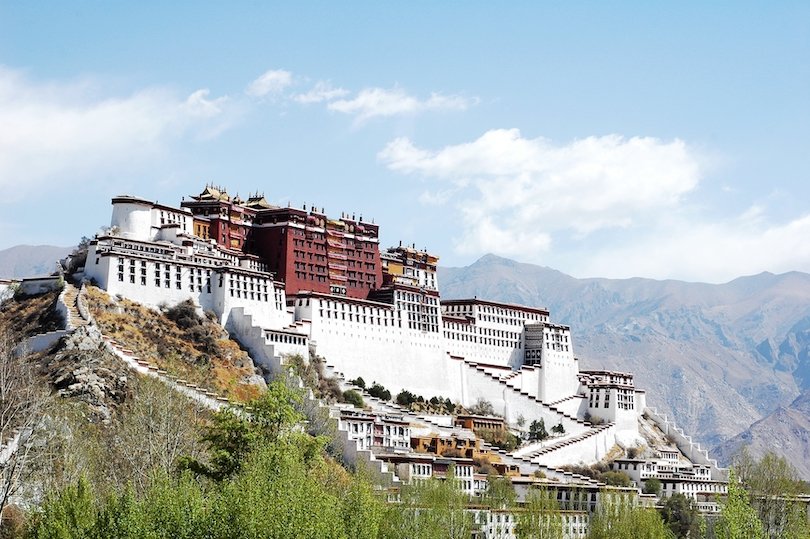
518,423,614,461
644,408,727,479
62,283,89,329
463,360,591,428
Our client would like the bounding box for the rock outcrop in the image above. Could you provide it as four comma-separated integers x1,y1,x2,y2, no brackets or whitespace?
43,325,130,421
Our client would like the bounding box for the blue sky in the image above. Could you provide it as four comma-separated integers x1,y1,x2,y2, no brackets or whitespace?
1,2,808,282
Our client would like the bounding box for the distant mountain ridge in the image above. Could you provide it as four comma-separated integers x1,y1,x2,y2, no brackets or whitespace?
0,245,73,279
439,254,810,476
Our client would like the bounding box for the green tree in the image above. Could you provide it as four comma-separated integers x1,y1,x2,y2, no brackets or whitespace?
395,390,417,407
380,470,474,539
715,470,766,539
367,382,391,401
600,471,632,487
29,476,96,539
514,487,564,539
342,389,364,409
551,422,565,435
179,380,303,481
659,493,701,538
482,475,516,510
468,398,496,417
733,448,810,539
587,492,674,539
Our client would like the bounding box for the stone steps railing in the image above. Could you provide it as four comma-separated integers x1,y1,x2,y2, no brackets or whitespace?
643,407,726,479
0,428,24,466
323,361,607,485
322,363,473,437
548,394,584,408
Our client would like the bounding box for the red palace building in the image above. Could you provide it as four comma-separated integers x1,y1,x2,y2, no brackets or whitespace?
181,186,382,299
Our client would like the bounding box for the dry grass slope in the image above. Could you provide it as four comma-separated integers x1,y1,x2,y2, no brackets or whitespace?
0,289,63,339
84,286,262,402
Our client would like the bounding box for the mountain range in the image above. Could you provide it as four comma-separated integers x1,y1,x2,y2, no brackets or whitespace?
439,254,810,477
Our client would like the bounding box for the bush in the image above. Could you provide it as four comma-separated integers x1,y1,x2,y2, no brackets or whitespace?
478,428,520,452
164,299,202,330
367,382,391,401
528,419,548,442
643,478,662,495
348,377,365,389
601,471,632,487
396,390,418,407
342,390,364,409
468,398,497,417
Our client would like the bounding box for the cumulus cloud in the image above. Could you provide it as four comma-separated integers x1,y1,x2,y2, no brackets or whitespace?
380,128,810,281
328,87,474,122
293,81,349,104
245,69,293,97
0,66,233,197
380,128,699,251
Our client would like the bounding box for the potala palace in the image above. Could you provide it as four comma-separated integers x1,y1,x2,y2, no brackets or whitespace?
81,186,730,531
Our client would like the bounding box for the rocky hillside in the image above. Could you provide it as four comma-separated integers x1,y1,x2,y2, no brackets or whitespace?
439,254,810,471
0,244,72,278
84,286,266,401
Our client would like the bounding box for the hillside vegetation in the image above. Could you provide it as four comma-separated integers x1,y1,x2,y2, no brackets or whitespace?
84,286,263,402
0,289,63,339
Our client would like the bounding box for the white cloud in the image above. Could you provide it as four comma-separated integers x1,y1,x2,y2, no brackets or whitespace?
380,128,810,281
293,81,349,104
577,212,810,283
245,69,293,98
380,129,699,253
328,87,473,122
0,66,233,198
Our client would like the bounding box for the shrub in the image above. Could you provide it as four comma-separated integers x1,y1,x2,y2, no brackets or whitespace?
342,390,364,409
478,428,520,452
643,478,662,496
468,398,497,417
367,382,391,401
529,419,548,442
164,299,202,330
601,471,632,487
348,377,365,389
396,390,418,407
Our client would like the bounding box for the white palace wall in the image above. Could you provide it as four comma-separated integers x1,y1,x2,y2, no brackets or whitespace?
294,295,461,400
